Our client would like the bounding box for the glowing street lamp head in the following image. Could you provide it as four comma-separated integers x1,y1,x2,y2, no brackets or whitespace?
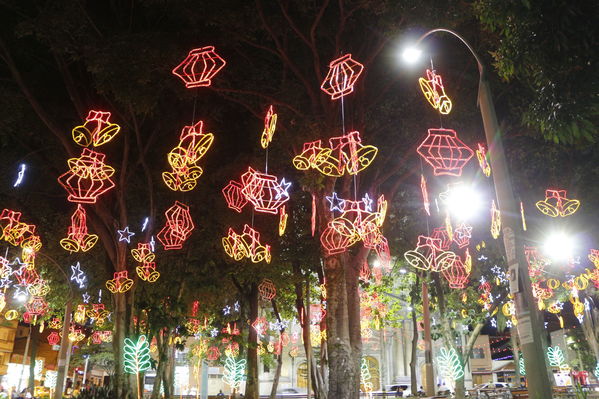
402,47,422,64
543,232,574,262
444,184,482,221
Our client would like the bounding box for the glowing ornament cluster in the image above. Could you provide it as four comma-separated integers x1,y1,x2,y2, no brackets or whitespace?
404,235,457,272
293,131,378,177
157,201,195,250
223,167,290,214
105,271,134,294
260,105,277,149
258,279,276,301
58,148,116,204
132,243,160,283
60,205,98,252
222,224,271,263
172,46,226,88
320,54,364,100
476,143,491,177
162,121,214,192
535,189,580,217
222,353,246,390
417,128,474,177
418,69,452,114
72,110,121,148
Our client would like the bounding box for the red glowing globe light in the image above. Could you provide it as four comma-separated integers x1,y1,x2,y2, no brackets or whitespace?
417,128,474,176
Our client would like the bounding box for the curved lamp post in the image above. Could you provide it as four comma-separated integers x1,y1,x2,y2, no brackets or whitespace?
402,29,553,399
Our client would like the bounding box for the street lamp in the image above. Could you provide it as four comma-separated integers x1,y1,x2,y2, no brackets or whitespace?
402,28,553,398
543,232,575,262
443,183,483,221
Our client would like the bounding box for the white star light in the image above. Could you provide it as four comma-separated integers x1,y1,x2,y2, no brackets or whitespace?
0,277,12,289
490,318,497,328
70,262,86,289
82,292,91,303
117,226,135,243
506,320,513,328
233,301,240,312
223,305,231,315
210,328,219,337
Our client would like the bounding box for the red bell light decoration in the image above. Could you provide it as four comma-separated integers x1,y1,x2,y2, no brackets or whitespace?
58,148,116,203
157,201,195,250
0,209,38,248
47,331,60,346
417,128,474,176
60,205,99,253
320,53,364,100
172,46,226,88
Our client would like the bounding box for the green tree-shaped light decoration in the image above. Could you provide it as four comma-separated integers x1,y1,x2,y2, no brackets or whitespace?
124,335,152,399
594,361,599,379
222,353,246,391
547,346,566,367
360,358,374,394
438,347,464,390
519,353,526,376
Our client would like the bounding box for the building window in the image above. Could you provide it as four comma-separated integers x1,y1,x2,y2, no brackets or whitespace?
470,348,485,359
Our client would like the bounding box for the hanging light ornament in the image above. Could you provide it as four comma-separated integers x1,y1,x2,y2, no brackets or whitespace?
58,148,116,204
260,105,277,149
136,262,160,283
156,201,195,250
421,175,431,215
475,143,491,177
0,209,40,249
86,304,110,326
535,189,580,217
589,249,599,268
490,200,501,239
417,128,474,177
520,202,527,231
222,224,271,263
60,205,98,253
172,46,226,88
279,206,288,236
441,257,470,289
72,110,121,148
293,132,378,177
223,168,290,215
418,69,453,114
431,227,452,251
162,121,214,192
453,223,472,249
47,331,60,346
311,194,317,236
320,53,364,100
258,279,277,301
404,235,457,272
131,243,155,263
105,271,134,294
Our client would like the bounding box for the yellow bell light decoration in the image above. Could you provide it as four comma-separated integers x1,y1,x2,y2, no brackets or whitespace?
5,310,18,320
162,121,214,192
68,326,85,342
73,304,87,324
404,235,457,272
535,189,580,218
260,105,277,149
490,200,501,239
106,271,134,294
72,110,121,148
589,249,599,268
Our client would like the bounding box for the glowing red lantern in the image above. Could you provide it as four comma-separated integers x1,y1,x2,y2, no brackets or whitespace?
359,262,371,282
441,257,470,289
222,181,248,213
91,331,103,345
240,168,290,214
252,317,268,335
207,346,220,361
14,266,39,286
320,53,364,100
26,296,48,316
172,46,226,88
60,205,98,253
157,201,195,250
258,279,276,301
47,331,60,346
417,128,474,176
58,148,116,203
431,227,451,250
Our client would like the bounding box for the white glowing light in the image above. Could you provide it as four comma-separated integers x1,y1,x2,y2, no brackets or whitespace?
402,47,422,64
543,232,575,262
444,184,482,220
13,164,26,187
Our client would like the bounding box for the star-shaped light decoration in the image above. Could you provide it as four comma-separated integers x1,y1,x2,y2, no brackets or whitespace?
362,193,373,212
12,285,28,300
222,305,231,315
478,255,488,261
233,301,240,313
117,226,135,243
0,277,12,289
325,192,346,213
490,318,497,328
82,292,91,303
275,179,292,200
210,328,219,338
70,262,86,289
506,320,513,328
491,265,502,275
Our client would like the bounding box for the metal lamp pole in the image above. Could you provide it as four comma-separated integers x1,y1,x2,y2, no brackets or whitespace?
408,28,553,398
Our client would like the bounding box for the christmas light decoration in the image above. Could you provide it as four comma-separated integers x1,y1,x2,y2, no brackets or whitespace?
326,192,346,213
279,206,288,236
518,354,526,375
320,53,364,100
157,201,195,250
535,189,580,218
252,317,268,336
136,262,160,283
70,262,86,289
4,310,18,320
207,346,220,361
27,279,50,297
404,235,457,272
438,347,464,386
44,370,57,389
293,140,326,171
453,223,472,248
490,200,501,239
105,271,134,294
13,164,26,187
441,257,470,289
47,331,60,346
260,105,277,149
589,249,599,267
131,243,155,263
417,128,474,176
311,194,316,236
418,69,452,114
73,304,87,324
72,110,121,147
222,353,246,390
594,361,599,379
58,148,116,203
431,227,451,251
258,279,276,301
360,358,374,394
68,326,85,342
172,46,226,88
547,346,566,367
117,226,135,243
421,175,430,215
241,168,290,214
87,304,110,326
222,224,271,263
520,201,527,231
25,296,48,317
524,246,547,277
82,292,90,303
13,265,39,286
48,317,62,330
0,209,38,248
60,205,98,253
475,143,491,177
162,121,214,192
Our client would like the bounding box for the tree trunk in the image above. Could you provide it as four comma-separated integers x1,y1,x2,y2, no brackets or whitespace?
151,331,169,399
113,292,131,398
511,331,521,387
245,283,259,399
454,376,466,398
269,354,283,399
409,291,418,395
346,254,363,399
324,255,356,399
28,326,39,392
